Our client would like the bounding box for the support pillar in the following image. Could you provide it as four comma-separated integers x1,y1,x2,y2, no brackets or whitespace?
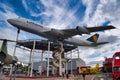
30,40,36,77
28,49,32,76
77,47,80,74
52,65,55,76
40,50,43,75
59,41,64,76
10,29,20,80
47,41,50,77
71,50,73,75
65,53,68,74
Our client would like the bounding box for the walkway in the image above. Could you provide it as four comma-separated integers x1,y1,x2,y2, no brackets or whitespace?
1,74,95,80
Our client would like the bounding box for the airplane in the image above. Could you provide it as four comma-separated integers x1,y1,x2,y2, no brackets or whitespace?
0,39,18,65
7,17,116,46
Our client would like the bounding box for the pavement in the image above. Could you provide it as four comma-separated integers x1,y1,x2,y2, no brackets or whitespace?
1,74,113,80
1,74,95,80
92,74,113,80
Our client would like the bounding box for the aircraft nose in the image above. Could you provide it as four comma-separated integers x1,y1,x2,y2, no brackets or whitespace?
7,19,16,24
7,19,15,24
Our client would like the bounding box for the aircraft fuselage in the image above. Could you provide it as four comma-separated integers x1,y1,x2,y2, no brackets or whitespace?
7,17,112,46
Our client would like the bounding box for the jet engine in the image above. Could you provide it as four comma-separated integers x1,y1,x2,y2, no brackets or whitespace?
76,26,90,34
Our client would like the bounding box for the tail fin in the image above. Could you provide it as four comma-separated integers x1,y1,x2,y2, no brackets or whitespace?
0,40,7,53
0,40,7,61
87,33,99,43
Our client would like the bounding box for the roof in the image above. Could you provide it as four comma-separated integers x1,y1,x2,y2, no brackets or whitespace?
16,39,77,52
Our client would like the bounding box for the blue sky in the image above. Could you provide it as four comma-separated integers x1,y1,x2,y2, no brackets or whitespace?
0,0,120,66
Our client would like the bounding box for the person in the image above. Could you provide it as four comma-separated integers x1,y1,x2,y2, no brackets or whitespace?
62,72,64,77
82,72,86,80
66,73,69,79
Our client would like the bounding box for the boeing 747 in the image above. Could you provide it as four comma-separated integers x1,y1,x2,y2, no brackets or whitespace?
7,17,116,46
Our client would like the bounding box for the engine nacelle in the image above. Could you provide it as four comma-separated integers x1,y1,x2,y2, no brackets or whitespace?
76,26,90,34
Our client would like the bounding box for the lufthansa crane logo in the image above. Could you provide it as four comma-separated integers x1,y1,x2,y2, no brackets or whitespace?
93,35,98,42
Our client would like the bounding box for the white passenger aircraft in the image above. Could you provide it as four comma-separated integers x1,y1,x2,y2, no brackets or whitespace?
7,17,116,46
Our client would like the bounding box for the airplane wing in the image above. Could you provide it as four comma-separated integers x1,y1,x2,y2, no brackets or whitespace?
86,25,115,32
62,25,115,39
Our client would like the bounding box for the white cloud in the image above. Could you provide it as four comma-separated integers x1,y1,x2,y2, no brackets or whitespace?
36,0,79,29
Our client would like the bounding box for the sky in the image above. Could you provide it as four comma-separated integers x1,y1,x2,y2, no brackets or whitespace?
0,0,120,67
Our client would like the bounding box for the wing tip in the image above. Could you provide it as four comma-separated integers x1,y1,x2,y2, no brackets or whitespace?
108,25,116,29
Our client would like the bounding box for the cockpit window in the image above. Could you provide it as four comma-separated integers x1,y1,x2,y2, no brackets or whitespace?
26,20,43,27
115,54,120,59
114,67,120,72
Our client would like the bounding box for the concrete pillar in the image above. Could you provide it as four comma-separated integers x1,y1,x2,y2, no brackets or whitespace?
65,53,68,74
30,40,36,77
47,41,50,77
28,49,32,76
71,50,73,75
10,29,20,80
13,29,20,56
52,65,55,75
40,50,43,75
59,51,62,76
59,41,64,76
77,47,80,74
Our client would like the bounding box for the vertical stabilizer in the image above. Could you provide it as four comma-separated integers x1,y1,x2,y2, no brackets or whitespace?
0,40,8,54
87,33,99,43
0,41,7,61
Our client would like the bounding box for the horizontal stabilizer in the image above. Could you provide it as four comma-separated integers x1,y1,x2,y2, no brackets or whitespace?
95,42,109,45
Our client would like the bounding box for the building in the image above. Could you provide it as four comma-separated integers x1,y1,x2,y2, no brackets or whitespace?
33,58,85,75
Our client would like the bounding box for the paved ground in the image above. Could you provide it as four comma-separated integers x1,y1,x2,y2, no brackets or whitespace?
1,74,95,80
93,74,113,80
1,74,113,80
